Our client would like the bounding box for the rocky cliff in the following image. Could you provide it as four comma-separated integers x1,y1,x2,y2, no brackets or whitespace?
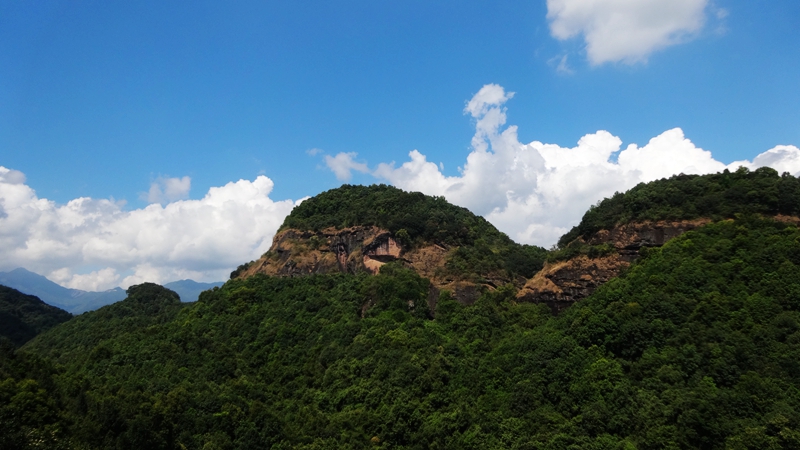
517,219,711,312
237,225,490,306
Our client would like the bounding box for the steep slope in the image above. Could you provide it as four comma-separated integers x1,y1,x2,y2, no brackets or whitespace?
0,285,72,346
519,166,800,310
235,184,547,304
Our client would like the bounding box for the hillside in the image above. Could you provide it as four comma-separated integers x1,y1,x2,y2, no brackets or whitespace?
520,166,800,310
9,215,800,448
26,283,186,365
235,184,547,304
0,285,72,347
558,166,799,246
6,173,800,448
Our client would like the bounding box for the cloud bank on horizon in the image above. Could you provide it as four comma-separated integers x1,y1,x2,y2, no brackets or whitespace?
326,84,800,246
0,167,296,291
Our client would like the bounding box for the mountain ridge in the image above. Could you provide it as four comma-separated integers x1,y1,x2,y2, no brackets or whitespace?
0,268,223,313
8,171,800,448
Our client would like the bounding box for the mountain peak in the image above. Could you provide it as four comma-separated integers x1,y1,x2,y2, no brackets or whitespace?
235,184,547,305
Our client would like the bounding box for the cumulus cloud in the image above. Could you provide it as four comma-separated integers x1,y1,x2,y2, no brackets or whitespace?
324,152,370,181
0,167,26,184
144,176,192,204
329,84,800,247
0,172,297,290
547,0,710,65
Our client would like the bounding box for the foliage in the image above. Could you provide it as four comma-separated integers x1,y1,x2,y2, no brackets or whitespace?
230,261,253,280
13,216,800,448
557,216,800,448
27,283,185,365
0,337,73,449
558,166,800,247
0,285,72,347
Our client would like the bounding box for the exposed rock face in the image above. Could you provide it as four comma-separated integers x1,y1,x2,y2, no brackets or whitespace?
517,219,711,312
517,255,629,313
585,219,711,261
237,226,487,306
238,226,404,278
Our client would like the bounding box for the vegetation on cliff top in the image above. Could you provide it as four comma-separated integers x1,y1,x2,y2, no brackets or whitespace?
558,166,800,247
279,184,547,279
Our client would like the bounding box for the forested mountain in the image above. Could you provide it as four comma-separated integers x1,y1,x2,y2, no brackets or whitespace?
0,286,72,347
237,184,547,304
557,165,800,247
4,170,800,449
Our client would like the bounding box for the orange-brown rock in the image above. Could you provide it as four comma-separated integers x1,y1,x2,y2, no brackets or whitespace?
586,219,711,260
517,255,628,313
237,226,488,307
238,226,404,278
517,219,712,312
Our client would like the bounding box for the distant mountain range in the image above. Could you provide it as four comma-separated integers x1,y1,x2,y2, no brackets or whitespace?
0,268,223,314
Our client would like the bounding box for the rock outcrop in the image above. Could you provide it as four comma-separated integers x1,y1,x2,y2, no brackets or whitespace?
517,219,711,312
237,226,488,307
238,226,403,278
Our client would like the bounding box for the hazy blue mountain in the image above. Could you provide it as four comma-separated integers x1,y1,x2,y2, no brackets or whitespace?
0,268,119,314
162,279,224,302
0,268,222,314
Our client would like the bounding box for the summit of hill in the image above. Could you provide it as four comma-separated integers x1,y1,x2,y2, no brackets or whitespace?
234,184,547,304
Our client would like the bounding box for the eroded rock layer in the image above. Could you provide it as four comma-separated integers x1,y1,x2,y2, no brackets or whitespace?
517,219,711,312
237,226,491,306
238,226,399,277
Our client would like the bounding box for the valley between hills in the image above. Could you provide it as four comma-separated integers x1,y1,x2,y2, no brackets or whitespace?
4,166,800,449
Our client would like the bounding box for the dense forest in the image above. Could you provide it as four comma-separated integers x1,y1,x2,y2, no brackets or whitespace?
0,285,72,347
4,171,800,448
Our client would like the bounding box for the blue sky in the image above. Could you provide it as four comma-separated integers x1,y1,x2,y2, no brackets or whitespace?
1,0,799,289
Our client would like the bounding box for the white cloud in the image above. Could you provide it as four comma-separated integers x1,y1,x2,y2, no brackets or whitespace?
743,145,800,176
551,54,575,75
0,167,26,185
62,268,121,291
324,152,370,181
0,173,297,290
547,0,710,65
144,176,192,204
329,84,800,248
